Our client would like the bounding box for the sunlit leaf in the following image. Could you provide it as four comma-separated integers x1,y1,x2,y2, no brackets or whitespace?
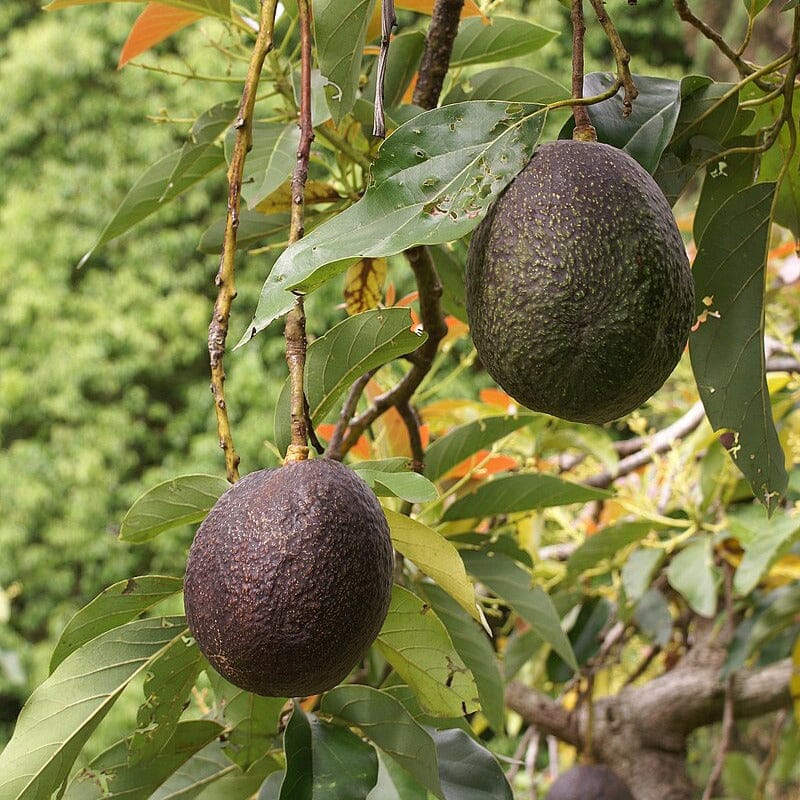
441,473,610,521
62,721,222,800
238,101,546,343
120,474,229,543
423,584,504,732
118,3,203,68
566,522,654,576
50,575,184,671
449,17,558,67
424,413,535,482
385,510,484,626
461,551,577,671
344,257,388,315
354,463,438,503
45,0,231,18
621,548,665,603
689,182,788,512
377,585,480,718
0,617,189,800
273,308,426,455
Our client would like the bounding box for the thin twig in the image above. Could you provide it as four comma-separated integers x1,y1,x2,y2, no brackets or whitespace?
209,0,279,482
327,370,376,455
373,0,397,138
753,709,788,800
397,402,425,473
283,0,315,465
587,0,637,116
570,0,596,140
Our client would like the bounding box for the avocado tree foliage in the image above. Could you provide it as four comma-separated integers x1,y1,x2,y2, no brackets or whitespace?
2,0,800,798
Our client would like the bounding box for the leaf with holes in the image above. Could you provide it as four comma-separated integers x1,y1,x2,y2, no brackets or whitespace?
0,617,189,800
689,182,787,512
50,576,184,671
238,101,546,343
273,308,426,454
377,586,480,718
120,474,229,543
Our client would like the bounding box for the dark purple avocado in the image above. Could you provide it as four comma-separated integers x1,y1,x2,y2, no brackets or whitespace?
547,764,636,800
466,140,695,424
184,458,394,697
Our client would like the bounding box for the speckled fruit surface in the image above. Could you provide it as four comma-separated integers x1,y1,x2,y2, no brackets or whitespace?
466,140,695,424
184,458,394,697
546,764,635,800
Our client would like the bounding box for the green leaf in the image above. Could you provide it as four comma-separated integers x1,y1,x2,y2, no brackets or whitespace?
314,0,376,124
199,211,290,254
385,510,484,627
547,598,610,683
689,182,788,512
566,522,654,576
433,728,513,800
503,629,542,680
441,473,610,521
430,243,468,322
368,752,428,800
150,740,238,800
377,585,480,718
742,0,772,15
364,31,426,110
273,308,426,455
79,143,225,266
50,575,184,671
355,466,439,503
129,637,205,763
461,550,577,671
224,693,286,771
120,474,229,543
229,123,300,210
423,584,504,732
621,548,665,603
238,101,547,342
572,73,682,174
449,16,558,67
728,506,800,595
424,413,535,482
45,0,231,18
634,588,673,646
445,67,568,105
275,704,378,800
0,616,189,800
62,721,223,800
667,537,719,617
321,685,442,798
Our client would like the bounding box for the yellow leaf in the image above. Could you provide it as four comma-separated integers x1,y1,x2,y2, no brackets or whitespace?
366,0,486,41
343,257,388,316
384,510,489,632
254,180,342,214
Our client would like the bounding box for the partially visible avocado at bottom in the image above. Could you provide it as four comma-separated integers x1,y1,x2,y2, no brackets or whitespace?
466,139,695,425
547,764,636,799
183,457,394,697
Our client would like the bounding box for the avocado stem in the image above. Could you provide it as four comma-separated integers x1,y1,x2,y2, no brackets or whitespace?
283,0,315,465
570,0,597,142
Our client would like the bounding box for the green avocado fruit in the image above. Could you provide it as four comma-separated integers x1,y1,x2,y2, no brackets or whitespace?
546,764,635,800
466,140,695,424
184,458,394,697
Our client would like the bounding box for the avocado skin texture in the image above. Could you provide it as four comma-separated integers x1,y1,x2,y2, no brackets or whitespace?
466,140,694,424
546,765,635,800
184,458,394,697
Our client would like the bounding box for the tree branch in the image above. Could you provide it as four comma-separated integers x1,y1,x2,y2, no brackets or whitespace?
570,0,596,140
284,0,315,464
412,0,465,111
587,0,638,115
209,0,279,482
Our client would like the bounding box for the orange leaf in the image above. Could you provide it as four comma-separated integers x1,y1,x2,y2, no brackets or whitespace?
118,3,203,69
441,315,469,349
479,388,520,412
444,451,518,480
394,291,419,308
366,0,486,41
384,281,397,308
365,379,429,457
344,258,388,316
316,424,371,460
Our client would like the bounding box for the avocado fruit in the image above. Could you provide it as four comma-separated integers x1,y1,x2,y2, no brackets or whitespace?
547,764,635,799
466,140,694,424
184,458,394,697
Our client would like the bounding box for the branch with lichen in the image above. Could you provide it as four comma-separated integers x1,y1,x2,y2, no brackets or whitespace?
283,0,315,466
587,0,638,116
209,0,279,483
